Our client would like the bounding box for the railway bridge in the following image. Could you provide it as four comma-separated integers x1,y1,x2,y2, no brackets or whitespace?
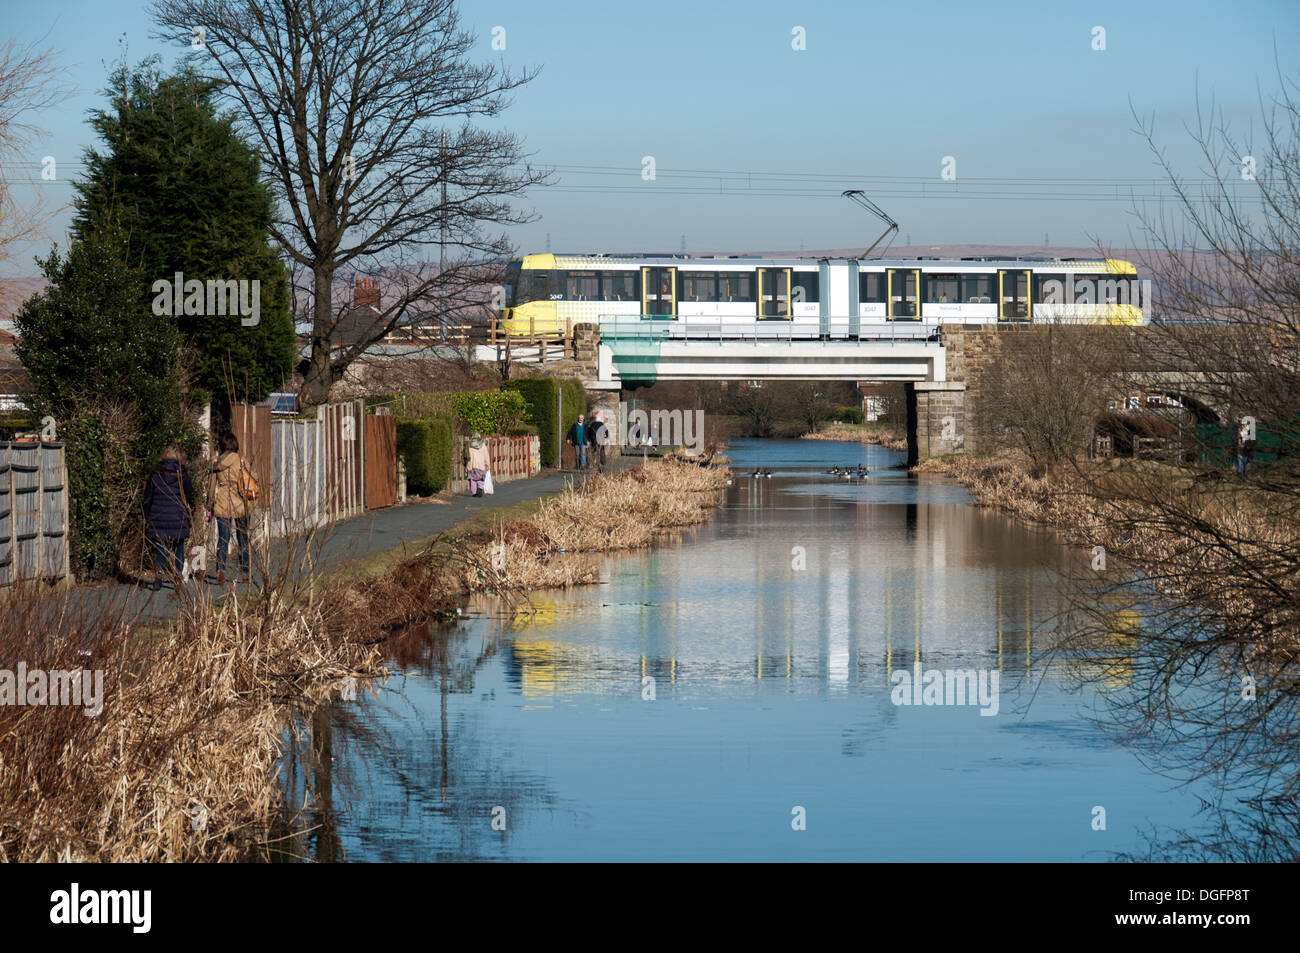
562,320,1246,466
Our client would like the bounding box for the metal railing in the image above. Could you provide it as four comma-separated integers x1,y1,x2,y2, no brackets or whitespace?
596,314,943,344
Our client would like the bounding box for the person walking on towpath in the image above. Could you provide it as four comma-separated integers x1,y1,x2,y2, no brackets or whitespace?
208,430,256,586
466,434,491,496
566,413,592,470
143,445,194,591
590,412,610,472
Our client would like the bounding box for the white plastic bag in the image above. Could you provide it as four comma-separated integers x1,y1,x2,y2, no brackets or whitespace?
483,470,494,494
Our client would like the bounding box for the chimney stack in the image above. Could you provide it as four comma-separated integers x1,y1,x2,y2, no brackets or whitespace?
354,276,380,310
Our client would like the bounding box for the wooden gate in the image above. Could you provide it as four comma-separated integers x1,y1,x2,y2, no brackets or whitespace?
319,399,365,521
364,413,397,509
270,419,325,537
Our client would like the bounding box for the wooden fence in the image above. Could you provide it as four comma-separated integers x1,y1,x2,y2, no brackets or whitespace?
269,419,326,538
320,399,365,522
0,441,70,588
365,411,397,509
231,404,273,493
231,399,389,538
489,314,584,363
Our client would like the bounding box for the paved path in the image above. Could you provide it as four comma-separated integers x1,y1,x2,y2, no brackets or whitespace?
56,461,633,624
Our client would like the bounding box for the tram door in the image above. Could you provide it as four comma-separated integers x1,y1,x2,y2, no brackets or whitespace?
641,266,676,318
757,267,791,319
887,268,920,319
998,269,1030,320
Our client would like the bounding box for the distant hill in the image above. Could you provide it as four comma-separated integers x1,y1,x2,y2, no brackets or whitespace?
741,243,1147,261
0,277,49,329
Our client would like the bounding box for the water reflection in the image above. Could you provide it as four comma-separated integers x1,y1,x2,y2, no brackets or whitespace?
280,439,1227,861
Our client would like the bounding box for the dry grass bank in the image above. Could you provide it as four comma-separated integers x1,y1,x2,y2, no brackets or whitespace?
0,580,386,862
804,422,908,451
919,450,1300,655
0,458,728,862
475,458,728,591
372,457,729,597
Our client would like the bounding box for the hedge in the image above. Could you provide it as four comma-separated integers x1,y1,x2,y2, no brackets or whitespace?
502,378,585,466
447,390,527,436
396,416,453,494
835,405,865,425
369,390,528,436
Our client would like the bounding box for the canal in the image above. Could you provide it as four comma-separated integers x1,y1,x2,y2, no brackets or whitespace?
282,438,1222,861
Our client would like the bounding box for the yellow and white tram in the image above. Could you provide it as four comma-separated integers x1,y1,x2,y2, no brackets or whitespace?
499,253,1145,336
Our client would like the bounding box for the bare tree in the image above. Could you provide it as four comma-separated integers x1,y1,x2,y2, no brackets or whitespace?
1045,70,1300,850
977,323,1118,474
1128,70,1300,434
0,37,69,284
784,382,835,435
727,382,783,437
149,0,549,407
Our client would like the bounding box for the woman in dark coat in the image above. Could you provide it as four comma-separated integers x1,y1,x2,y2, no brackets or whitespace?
143,445,194,589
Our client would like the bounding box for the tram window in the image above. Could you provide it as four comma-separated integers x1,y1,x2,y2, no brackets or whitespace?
680,272,717,301
565,271,600,300
717,272,755,302
924,274,960,303
792,271,819,304
961,274,995,303
1066,276,1099,303
1097,278,1129,304
1035,274,1062,303
601,271,638,301
520,269,554,301
859,272,887,302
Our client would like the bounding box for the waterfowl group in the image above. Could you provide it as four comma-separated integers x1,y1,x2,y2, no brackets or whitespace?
747,467,773,479
825,465,870,479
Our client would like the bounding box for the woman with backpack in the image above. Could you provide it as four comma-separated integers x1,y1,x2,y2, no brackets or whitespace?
143,445,195,591
208,430,256,585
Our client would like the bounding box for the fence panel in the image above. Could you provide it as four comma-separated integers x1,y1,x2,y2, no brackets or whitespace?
0,440,70,588
269,418,325,538
40,442,68,579
364,413,397,509
319,399,365,521
231,404,273,487
10,442,40,581
0,447,10,588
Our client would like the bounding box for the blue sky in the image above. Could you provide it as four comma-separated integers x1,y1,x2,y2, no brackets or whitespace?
3,0,1298,274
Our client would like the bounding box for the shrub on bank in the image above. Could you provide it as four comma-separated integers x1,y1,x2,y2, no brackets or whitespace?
369,390,527,437
502,378,586,466
835,405,865,425
396,417,453,494
447,390,527,436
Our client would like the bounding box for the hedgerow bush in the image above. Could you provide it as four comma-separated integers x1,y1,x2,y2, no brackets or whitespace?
447,390,527,436
502,378,585,466
396,417,453,494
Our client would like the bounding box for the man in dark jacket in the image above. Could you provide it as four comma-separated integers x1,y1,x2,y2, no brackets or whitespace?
566,414,591,470
143,446,194,589
589,412,610,472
